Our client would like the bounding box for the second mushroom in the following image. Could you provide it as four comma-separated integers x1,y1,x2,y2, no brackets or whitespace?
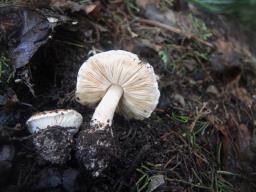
76,50,160,176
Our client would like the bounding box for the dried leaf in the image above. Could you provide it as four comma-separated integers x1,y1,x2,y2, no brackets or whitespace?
237,124,251,159
136,0,157,9
85,4,98,14
227,75,253,108
210,40,242,73
147,175,165,192
50,0,101,17
234,87,253,108
207,115,235,170
0,6,51,68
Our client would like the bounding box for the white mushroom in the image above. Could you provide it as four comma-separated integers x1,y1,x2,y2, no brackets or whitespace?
26,109,83,134
76,50,160,129
75,50,160,176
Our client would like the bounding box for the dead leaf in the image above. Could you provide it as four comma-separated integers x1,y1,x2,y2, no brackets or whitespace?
50,0,101,17
206,85,219,97
210,40,242,73
207,115,235,170
147,174,165,192
234,87,253,108
226,75,253,108
237,124,252,160
0,6,51,68
85,4,98,14
136,0,157,9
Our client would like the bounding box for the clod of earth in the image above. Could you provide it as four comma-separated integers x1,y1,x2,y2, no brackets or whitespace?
33,126,74,164
75,50,160,176
26,109,83,164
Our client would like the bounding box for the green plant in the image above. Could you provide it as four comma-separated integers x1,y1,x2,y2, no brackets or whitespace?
188,14,213,40
0,55,14,92
186,120,209,148
215,171,235,192
189,0,256,29
125,0,140,13
189,0,235,12
171,112,189,124
159,0,175,11
134,163,162,192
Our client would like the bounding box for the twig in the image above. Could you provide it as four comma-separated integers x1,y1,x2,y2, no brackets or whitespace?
9,135,34,141
165,177,211,190
189,102,211,132
138,18,215,49
54,39,85,48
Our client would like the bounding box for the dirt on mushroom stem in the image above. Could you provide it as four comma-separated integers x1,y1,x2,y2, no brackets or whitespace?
76,123,116,177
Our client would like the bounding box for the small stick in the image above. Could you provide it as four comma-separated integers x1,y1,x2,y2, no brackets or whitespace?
9,135,34,141
189,102,211,132
138,18,215,49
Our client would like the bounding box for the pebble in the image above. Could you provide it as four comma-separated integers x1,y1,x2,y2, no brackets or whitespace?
63,168,79,192
173,93,186,107
37,168,62,189
206,85,219,96
0,145,15,161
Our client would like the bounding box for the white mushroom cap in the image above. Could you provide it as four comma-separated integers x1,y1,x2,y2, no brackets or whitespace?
26,109,83,134
76,50,160,120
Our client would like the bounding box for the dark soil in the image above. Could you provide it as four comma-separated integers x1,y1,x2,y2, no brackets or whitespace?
76,124,114,177
1,1,256,192
33,126,74,164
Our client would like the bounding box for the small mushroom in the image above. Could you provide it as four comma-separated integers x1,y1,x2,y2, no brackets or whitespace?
76,50,160,176
26,109,83,164
27,109,83,134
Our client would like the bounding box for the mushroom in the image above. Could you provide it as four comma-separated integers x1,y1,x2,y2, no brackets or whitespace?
76,50,160,128
26,109,83,134
26,109,83,164
75,50,160,176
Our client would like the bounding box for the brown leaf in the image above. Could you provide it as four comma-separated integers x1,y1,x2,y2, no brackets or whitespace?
136,0,158,9
0,6,51,68
234,87,253,108
227,75,253,108
210,40,242,73
50,0,101,17
237,124,252,160
85,4,98,14
207,115,236,170
0,88,19,112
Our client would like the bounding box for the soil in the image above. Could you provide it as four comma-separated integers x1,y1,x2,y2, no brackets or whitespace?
33,126,74,164
1,1,256,192
76,124,114,177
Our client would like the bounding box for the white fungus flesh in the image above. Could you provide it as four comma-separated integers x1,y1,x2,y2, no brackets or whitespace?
76,50,160,128
26,109,83,134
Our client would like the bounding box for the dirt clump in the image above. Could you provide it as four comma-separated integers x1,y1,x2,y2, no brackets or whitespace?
33,126,74,164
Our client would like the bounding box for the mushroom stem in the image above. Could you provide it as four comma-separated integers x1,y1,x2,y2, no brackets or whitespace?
91,84,123,129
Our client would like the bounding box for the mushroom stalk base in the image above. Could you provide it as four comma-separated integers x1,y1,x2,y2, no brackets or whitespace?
91,84,123,129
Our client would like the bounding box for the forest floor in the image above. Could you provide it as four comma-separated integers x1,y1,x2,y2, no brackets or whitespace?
1,0,256,191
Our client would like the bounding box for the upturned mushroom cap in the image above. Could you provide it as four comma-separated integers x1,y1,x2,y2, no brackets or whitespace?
26,109,83,134
76,50,160,119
